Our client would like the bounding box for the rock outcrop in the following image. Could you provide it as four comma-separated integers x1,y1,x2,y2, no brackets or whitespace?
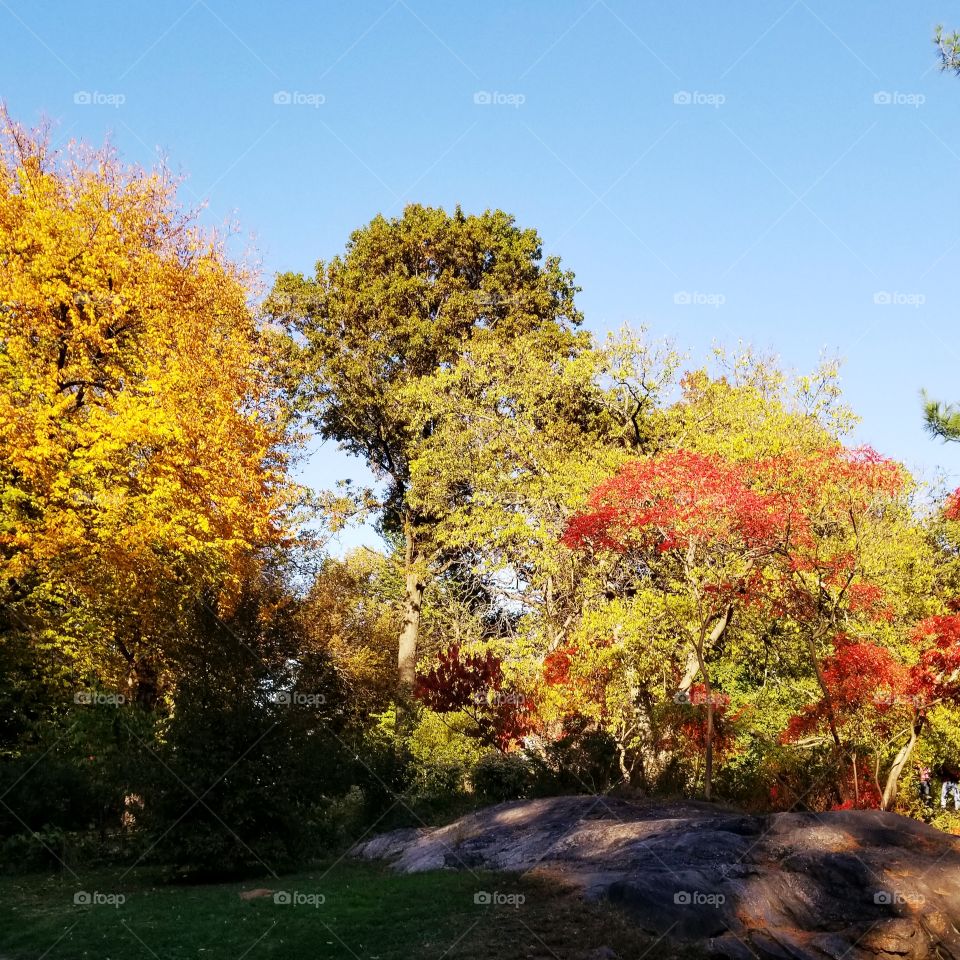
351,795,960,959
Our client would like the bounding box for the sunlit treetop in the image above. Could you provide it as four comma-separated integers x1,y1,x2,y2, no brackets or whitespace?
0,110,302,626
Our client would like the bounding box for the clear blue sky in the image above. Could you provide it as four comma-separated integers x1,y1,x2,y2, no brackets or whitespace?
5,1,960,551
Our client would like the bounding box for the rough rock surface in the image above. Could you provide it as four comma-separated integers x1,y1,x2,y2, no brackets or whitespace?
350,795,960,959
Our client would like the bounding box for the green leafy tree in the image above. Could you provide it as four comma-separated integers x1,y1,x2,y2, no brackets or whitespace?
265,205,585,693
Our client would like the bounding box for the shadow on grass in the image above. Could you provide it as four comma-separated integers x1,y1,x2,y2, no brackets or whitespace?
0,860,705,960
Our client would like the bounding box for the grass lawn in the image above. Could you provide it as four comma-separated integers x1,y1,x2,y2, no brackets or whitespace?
0,860,702,960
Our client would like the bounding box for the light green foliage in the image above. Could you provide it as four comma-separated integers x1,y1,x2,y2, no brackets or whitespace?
407,708,487,800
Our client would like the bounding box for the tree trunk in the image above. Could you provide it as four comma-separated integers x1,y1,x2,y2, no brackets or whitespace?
805,633,842,748
703,675,715,802
881,713,923,811
689,607,732,803
398,525,425,693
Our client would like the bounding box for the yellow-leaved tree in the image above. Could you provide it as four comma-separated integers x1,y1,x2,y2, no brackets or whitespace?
0,112,302,705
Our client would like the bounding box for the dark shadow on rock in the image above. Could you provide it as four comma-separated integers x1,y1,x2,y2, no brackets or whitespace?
351,797,960,959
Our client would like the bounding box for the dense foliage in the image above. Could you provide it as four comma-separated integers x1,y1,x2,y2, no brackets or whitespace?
4,113,960,877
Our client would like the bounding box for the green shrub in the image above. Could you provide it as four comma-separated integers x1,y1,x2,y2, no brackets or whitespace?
471,751,532,803
527,727,618,795
407,710,484,804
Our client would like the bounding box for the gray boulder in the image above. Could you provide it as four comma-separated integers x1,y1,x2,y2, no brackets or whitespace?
351,795,960,959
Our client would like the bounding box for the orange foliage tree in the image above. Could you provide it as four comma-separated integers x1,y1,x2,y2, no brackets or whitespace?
0,113,302,702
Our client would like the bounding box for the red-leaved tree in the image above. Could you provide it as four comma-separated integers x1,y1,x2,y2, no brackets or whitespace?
562,450,800,799
414,645,532,749
563,445,909,802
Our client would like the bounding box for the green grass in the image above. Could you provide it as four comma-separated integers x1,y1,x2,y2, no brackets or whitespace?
0,861,701,960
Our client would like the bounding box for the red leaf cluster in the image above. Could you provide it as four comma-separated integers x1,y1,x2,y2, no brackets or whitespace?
674,684,740,757
911,614,960,704
783,638,908,742
562,451,794,557
414,644,532,749
543,646,575,686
